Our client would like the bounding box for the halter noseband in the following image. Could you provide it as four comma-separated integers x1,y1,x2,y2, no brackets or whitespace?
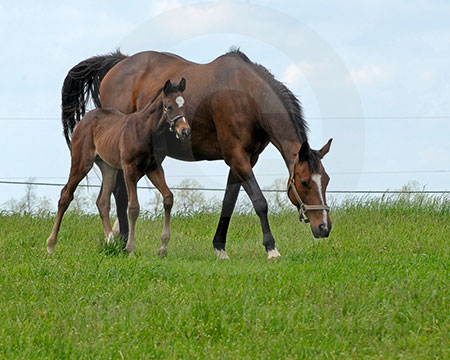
287,161,331,223
163,107,187,134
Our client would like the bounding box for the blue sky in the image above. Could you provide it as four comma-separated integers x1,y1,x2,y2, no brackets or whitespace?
0,0,449,208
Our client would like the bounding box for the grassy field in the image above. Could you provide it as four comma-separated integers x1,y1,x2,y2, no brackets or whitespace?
0,197,449,359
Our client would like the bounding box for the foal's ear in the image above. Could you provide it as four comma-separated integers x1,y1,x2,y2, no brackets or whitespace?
298,141,310,162
318,138,333,159
163,80,172,95
178,78,186,92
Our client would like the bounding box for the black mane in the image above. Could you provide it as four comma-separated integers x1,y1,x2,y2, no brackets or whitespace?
226,47,309,144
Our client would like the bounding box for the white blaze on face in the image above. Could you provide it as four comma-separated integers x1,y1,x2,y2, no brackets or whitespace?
175,96,185,108
311,174,328,227
178,116,189,126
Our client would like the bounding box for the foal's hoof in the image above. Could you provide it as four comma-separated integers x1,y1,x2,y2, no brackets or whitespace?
112,219,120,236
267,248,281,260
216,249,230,260
105,232,115,244
158,247,168,257
46,238,55,255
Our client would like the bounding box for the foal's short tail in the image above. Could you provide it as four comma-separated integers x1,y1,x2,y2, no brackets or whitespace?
61,50,127,150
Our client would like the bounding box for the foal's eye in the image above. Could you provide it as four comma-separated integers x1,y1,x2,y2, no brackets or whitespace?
300,180,309,187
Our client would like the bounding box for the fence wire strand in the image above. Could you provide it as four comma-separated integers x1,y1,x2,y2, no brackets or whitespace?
0,180,448,194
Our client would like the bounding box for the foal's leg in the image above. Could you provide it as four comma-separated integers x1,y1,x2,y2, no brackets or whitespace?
47,157,94,254
95,160,118,243
146,166,173,257
123,167,142,254
213,170,241,260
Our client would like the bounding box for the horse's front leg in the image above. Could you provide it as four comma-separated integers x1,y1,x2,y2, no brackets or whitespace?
146,166,173,257
123,166,142,254
241,174,281,259
227,153,281,260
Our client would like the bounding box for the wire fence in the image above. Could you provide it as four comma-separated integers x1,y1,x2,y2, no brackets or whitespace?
0,180,449,194
2,115,450,121
1,115,449,194
0,169,449,179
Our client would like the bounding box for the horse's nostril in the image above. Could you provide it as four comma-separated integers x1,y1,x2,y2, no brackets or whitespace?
318,223,328,232
182,128,191,137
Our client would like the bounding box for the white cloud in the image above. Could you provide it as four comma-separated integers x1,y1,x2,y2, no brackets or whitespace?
121,2,245,53
151,0,183,16
54,4,135,43
347,63,390,85
281,62,320,85
420,69,433,81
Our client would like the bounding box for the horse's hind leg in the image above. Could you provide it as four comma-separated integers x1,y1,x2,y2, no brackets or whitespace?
213,170,240,260
95,160,118,243
112,171,129,241
47,156,94,254
146,166,173,257
123,166,142,254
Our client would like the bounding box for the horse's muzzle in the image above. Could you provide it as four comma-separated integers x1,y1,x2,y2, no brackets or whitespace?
311,222,332,238
180,127,191,141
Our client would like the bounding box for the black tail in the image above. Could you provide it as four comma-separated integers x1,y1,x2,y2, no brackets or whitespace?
61,50,127,149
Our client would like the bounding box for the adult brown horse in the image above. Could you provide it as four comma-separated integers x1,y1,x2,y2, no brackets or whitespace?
61,48,332,259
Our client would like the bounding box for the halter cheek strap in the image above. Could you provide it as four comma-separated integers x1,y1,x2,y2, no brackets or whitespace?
287,163,331,223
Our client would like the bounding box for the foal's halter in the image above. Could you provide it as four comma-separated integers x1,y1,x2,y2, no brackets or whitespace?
287,161,331,223
163,107,187,134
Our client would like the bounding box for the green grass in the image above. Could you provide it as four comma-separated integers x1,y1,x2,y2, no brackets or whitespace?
0,197,449,359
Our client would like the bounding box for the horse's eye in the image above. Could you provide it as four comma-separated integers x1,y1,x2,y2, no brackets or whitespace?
167,106,173,111
300,180,308,187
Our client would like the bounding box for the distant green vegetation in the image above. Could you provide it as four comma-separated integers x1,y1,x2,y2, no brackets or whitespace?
0,196,448,359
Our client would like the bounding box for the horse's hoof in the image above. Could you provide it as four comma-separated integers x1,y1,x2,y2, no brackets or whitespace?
46,238,55,255
158,247,168,257
106,232,114,244
112,219,120,235
267,248,281,260
216,249,230,260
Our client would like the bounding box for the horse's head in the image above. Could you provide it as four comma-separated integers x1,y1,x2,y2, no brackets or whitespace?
162,78,191,141
287,139,333,238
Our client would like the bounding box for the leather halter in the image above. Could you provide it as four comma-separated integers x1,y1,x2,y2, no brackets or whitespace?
287,161,331,223
163,108,187,134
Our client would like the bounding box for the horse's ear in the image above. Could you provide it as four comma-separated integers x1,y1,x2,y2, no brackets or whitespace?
318,138,333,159
179,78,186,92
298,141,310,162
163,80,172,95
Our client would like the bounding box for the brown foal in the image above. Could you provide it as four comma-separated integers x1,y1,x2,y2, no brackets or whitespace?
47,78,190,254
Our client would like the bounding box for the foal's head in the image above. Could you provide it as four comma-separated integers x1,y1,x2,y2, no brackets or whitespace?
162,78,191,141
287,139,333,238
